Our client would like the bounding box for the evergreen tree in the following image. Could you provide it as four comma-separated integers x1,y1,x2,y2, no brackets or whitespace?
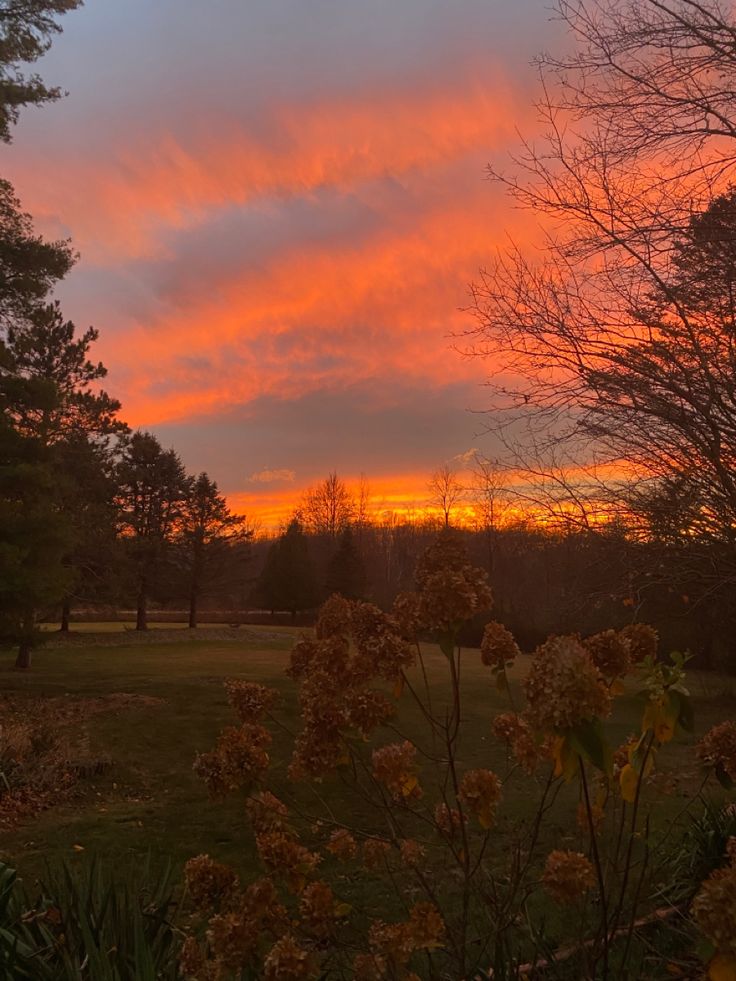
177,472,252,628
0,0,82,143
325,525,366,600
115,432,188,631
0,347,69,667
256,519,317,618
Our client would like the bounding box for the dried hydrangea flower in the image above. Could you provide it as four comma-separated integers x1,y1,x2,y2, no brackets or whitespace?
263,934,317,980
391,591,423,640
415,532,493,631
255,831,320,893
583,630,632,680
399,838,426,866
434,802,467,836
692,863,736,955
492,712,545,773
326,828,358,861
459,768,502,828
179,935,210,979
298,881,341,939
315,594,353,640
371,741,422,800
480,621,520,671
697,721,736,782
224,680,278,722
525,635,611,732
362,837,391,870
353,952,386,980
619,623,658,662
206,910,260,973
193,723,271,798
184,854,239,913
542,850,596,904
246,791,289,834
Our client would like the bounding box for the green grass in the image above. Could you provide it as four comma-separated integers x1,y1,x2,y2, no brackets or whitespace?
0,627,732,899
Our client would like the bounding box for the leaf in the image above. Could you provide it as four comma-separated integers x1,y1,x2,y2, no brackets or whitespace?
570,718,612,776
620,764,638,803
400,774,418,797
552,735,578,782
708,952,736,981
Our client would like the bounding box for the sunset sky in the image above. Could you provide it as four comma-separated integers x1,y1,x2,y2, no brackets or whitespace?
6,0,559,526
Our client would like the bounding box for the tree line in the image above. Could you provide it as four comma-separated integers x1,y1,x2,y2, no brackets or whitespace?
0,2,252,667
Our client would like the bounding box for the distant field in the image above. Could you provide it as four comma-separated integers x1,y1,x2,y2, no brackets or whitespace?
0,626,732,920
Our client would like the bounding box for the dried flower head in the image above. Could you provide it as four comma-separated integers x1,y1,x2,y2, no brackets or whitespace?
288,636,321,680
543,850,596,904
399,838,426,866
583,630,632,679
692,863,736,955
263,934,318,980
362,837,391,870
619,623,658,663
326,828,358,861
371,741,422,800
353,953,386,981
184,854,239,913
224,681,278,722
315,594,353,640
406,902,445,951
415,532,493,631
351,602,415,682
480,621,521,671
391,591,423,640
246,791,289,834
697,721,736,782
193,724,271,798
256,832,320,892
459,768,502,829
179,935,209,979
298,881,341,939
525,636,611,732
434,802,467,836
206,911,260,973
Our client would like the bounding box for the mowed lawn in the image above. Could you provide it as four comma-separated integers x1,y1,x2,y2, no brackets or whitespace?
0,626,733,890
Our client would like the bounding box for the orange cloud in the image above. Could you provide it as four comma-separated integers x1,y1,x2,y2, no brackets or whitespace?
12,76,530,261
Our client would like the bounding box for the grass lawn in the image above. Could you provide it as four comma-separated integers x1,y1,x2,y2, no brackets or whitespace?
0,626,732,914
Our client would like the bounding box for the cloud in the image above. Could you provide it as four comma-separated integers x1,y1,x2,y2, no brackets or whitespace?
248,468,296,484
4,0,556,525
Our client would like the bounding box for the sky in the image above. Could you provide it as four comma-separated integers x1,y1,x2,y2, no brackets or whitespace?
5,0,561,526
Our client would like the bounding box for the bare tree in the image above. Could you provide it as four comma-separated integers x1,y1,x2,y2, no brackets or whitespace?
301,471,356,538
465,0,736,617
427,464,465,528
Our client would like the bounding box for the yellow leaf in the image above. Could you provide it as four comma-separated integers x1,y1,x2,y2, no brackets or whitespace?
72,844,84,852
400,774,418,797
708,953,736,981
620,764,638,803
552,734,578,782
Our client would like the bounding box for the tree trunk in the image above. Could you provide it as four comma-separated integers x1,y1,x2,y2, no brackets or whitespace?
15,639,31,670
189,588,198,629
60,599,71,633
136,581,148,631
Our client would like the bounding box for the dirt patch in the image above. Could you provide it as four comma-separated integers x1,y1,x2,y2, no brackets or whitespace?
0,692,164,828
